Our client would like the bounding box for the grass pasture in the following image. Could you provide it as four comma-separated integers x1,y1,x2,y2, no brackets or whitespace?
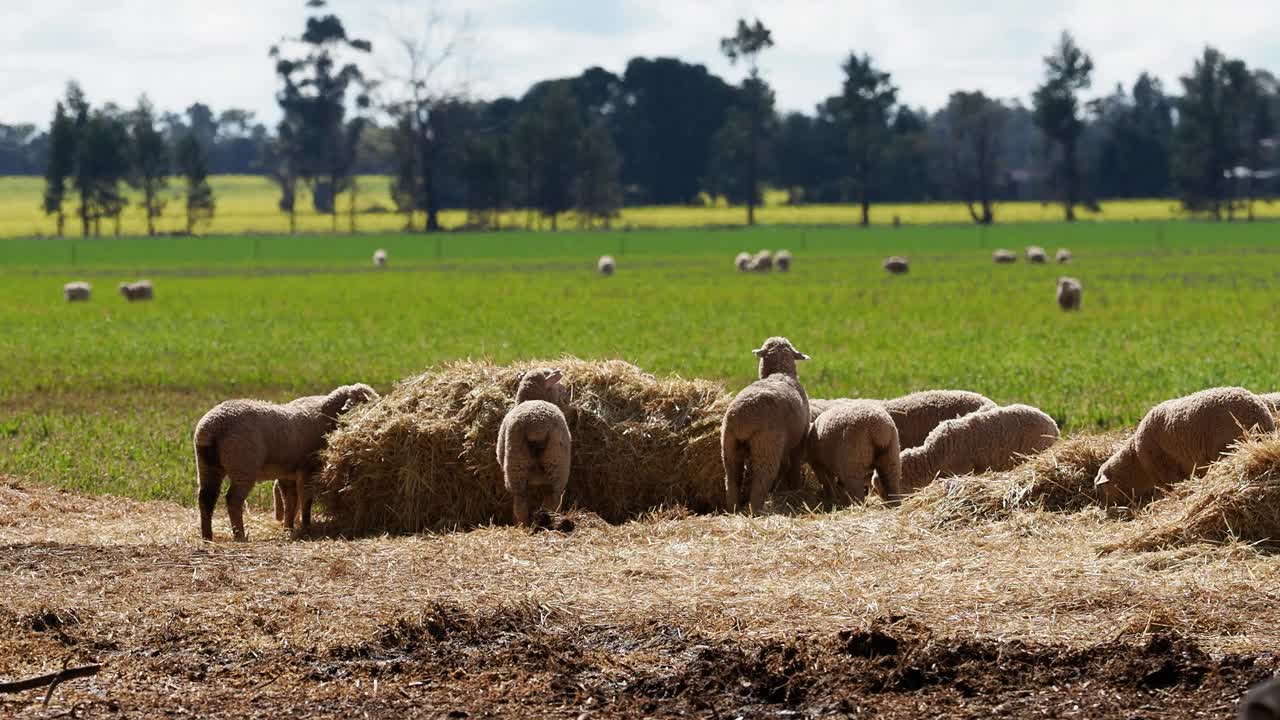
3,222,1280,717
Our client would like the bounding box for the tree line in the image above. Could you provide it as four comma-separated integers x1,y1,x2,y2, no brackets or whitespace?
9,4,1279,235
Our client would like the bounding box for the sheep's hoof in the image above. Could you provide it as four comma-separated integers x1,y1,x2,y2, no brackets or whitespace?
530,510,574,534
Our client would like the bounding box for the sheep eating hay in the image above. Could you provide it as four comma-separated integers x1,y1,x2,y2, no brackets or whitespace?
497,368,572,525
901,404,1060,492
1095,387,1275,505
806,401,901,508
318,359,731,534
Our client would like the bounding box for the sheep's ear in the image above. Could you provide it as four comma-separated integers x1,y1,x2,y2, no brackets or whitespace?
340,398,356,414
1093,472,1110,487
793,350,810,360
752,347,766,357
547,369,563,384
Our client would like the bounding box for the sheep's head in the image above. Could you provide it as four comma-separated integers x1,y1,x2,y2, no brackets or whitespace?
515,368,566,404
754,337,810,379
1094,442,1140,504
325,383,381,417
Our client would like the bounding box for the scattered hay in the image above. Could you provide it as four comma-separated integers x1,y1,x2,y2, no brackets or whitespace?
318,358,733,534
904,433,1126,526
1106,431,1280,553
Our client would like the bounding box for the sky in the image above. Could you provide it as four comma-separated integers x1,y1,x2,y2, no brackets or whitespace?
3,0,1279,129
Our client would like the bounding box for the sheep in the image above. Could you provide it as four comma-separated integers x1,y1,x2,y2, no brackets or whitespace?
1056,277,1082,311
597,255,616,276
735,252,752,272
1260,392,1280,416
1095,387,1275,505
901,404,1060,492
1056,248,1072,263
1026,246,1047,263
748,250,774,272
497,367,573,526
721,337,811,513
373,248,387,268
119,280,153,302
1239,676,1280,720
775,249,793,272
993,249,1017,263
805,401,902,508
883,256,909,274
63,281,91,302
882,390,998,450
193,383,380,541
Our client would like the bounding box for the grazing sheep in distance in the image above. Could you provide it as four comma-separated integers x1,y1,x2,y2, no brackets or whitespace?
806,401,902,508
901,404,1060,492
1095,387,1274,505
119,280,153,301
597,255,616,276
993,249,1017,263
1056,248,1072,263
883,256,909,274
1026,246,1047,263
775,250,792,272
748,250,774,272
497,368,572,526
735,252,752,272
193,383,380,541
373,248,387,267
883,390,998,450
722,337,811,513
1056,277,1083,311
63,281,91,302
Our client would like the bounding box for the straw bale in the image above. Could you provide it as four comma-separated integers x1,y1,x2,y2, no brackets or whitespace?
1108,431,1280,553
317,358,733,534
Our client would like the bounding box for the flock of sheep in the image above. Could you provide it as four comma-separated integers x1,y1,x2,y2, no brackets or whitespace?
62,279,153,302
189,330,1280,541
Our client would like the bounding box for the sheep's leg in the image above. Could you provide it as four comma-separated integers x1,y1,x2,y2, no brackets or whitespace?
224,475,253,542
197,460,223,542
747,442,784,515
292,470,307,531
510,488,532,526
782,443,806,492
272,480,286,523
722,438,745,513
874,443,903,507
814,466,839,510
540,451,570,514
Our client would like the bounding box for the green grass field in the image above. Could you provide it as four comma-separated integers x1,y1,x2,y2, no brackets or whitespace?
3,174,1279,238
2,222,1279,506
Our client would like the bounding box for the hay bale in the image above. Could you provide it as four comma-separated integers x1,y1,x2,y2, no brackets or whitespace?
1106,432,1280,553
318,358,732,534
904,433,1126,526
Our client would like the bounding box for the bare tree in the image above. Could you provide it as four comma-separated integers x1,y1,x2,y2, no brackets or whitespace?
376,3,473,232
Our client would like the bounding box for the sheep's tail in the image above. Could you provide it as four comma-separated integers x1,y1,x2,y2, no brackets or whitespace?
525,428,549,445
273,481,285,522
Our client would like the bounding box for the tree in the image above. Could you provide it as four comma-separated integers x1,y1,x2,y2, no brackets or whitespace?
944,91,1008,225
719,18,774,225
42,102,76,237
64,83,94,237
461,132,503,229
574,119,622,228
176,133,216,234
128,96,169,236
82,108,131,237
1032,31,1094,221
1091,74,1174,199
528,83,582,230
271,0,372,231
838,52,898,226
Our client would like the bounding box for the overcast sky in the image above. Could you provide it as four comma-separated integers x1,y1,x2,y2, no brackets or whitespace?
3,0,1279,128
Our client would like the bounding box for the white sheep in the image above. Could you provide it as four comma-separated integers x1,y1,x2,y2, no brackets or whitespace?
806,401,902,508
883,256,909,274
883,390,998,449
1095,387,1275,505
1260,392,1280,416
1239,676,1280,720
1056,248,1072,263
992,249,1017,264
721,337,811,513
901,404,1060,492
748,250,774,272
1026,246,1047,263
735,252,752,272
373,248,388,268
193,383,380,541
775,250,793,272
119,280,153,301
497,368,572,526
1056,277,1082,311
597,255,616,276
63,281,91,302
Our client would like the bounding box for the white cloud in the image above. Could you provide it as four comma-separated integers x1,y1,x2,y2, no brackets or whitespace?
1,0,1278,127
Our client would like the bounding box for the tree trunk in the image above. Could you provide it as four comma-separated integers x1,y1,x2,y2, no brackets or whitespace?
349,177,358,234
56,213,64,238
145,189,155,236
1063,138,1078,222
746,94,758,227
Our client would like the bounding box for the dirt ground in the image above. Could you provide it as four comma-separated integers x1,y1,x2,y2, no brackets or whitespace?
2,479,1278,718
